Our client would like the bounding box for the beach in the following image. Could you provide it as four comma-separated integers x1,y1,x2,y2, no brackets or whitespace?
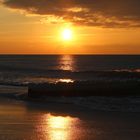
0,85,140,140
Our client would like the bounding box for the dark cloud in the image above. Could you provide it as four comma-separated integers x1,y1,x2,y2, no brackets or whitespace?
2,0,140,27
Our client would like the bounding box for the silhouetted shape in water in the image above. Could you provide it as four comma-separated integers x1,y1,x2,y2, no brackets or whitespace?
28,81,140,98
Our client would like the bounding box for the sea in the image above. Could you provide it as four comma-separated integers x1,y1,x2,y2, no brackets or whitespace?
0,55,140,140
0,55,140,85
0,55,140,112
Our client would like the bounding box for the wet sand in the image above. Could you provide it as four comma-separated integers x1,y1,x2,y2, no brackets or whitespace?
0,85,140,140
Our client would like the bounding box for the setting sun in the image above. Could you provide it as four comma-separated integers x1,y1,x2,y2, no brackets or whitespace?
62,28,73,41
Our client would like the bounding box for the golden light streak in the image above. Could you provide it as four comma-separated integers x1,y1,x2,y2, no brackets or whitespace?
57,79,74,83
59,55,75,71
39,114,80,140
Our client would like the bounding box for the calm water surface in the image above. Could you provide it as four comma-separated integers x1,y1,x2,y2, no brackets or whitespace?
0,98,140,140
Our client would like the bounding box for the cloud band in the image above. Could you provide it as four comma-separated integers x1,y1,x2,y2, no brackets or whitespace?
2,0,140,27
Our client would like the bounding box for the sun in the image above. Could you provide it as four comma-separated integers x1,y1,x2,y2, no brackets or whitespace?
62,28,72,41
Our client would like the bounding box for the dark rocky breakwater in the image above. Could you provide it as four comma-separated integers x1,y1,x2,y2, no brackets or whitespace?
28,80,140,98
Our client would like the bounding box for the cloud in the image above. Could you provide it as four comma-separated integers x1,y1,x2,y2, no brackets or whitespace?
2,0,140,27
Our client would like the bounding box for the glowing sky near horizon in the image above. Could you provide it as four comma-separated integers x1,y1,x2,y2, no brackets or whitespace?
0,0,140,54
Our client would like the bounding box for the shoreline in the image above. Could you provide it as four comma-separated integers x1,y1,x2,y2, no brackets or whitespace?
0,85,140,140
0,85,140,113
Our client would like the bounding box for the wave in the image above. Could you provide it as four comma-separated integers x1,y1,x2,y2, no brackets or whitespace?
0,84,140,113
0,87,140,113
0,70,140,86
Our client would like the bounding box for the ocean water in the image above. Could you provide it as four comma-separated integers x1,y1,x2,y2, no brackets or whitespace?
1,93,140,140
0,55,140,86
0,56,140,140
0,55,140,112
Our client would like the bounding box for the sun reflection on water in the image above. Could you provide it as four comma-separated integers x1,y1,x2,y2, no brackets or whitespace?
59,55,75,71
48,114,70,129
41,114,80,140
57,79,74,83
48,114,70,140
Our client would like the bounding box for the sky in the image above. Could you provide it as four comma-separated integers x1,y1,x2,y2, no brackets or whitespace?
0,0,140,54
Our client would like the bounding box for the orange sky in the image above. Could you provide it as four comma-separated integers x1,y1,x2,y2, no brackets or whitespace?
0,1,140,54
